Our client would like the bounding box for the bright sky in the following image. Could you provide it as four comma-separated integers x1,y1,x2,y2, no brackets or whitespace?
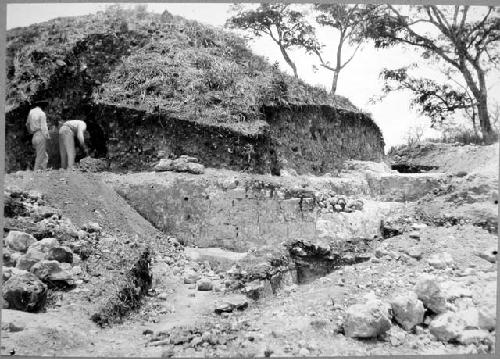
7,3,499,149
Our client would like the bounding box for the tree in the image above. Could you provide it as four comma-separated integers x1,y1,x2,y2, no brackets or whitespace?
365,5,500,142
311,4,378,95
226,4,317,78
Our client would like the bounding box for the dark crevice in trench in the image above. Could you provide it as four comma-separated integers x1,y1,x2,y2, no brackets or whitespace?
286,238,373,284
391,164,439,173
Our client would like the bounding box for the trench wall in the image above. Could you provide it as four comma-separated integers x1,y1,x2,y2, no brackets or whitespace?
5,29,384,174
264,105,385,175
112,174,401,251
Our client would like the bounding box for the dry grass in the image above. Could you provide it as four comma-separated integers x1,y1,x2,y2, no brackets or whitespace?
7,6,360,133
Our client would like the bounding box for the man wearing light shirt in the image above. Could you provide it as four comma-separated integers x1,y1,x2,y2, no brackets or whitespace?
59,119,89,169
26,100,50,171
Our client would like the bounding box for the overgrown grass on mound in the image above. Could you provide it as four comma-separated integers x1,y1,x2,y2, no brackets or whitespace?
7,6,360,130
94,13,360,128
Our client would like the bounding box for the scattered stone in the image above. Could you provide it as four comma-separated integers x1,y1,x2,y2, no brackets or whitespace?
414,275,447,314
242,280,273,300
82,222,101,233
183,270,201,284
427,252,454,269
155,157,205,174
407,247,423,260
429,312,465,342
5,231,36,252
215,295,249,314
457,330,492,345
409,232,420,239
197,279,213,291
298,348,310,356
390,291,425,331
16,253,43,271
475,247,497,263
411,223,428,230
30,260,73,286
2,272,48,312
344,297,391,338
47,246,73,263
477,304,496,331
1,320,26,332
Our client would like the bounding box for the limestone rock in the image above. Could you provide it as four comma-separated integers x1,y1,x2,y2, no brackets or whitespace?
2,272,48,312
197,279,213,291
475,247,497,263
5,231,36,252
183,270,201,284
28,237,59,253
214,295,249,313
154,157,205,174
344,297,392,338
427,252,454,269
390,291,425,331
30,260,73,286
414,275,447,314
457,330,493,345
16,253,42,271
429,312,465,342
47,246,74,263
2,247,17,267
477,305,496,331
407,247,423,260
242,280,273,300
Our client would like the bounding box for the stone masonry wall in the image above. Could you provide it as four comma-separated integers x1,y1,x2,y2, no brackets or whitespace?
112,174,399,251
264,105,385,175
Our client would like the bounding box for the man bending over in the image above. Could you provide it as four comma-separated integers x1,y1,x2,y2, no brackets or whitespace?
59,120,89,170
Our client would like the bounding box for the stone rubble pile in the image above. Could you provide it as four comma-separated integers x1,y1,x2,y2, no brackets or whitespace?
154,155,205,174
340,274,495,350
2,189,101,312
315,191,364,213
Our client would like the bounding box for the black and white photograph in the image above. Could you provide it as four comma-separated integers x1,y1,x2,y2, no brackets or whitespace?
1,2,499,356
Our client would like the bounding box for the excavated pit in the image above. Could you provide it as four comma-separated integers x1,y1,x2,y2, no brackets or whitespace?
391,164,439,173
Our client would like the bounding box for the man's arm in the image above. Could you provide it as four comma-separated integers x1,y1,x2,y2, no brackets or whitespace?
77,123,88,154
40,112,50,139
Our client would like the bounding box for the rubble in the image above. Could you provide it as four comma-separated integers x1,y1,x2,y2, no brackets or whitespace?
390,291,425,331
2,272,48,312
5,231,37,252
154,156,205,174
343,296,392,338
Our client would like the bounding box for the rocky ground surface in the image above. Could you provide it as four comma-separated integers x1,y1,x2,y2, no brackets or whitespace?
1,144,498,356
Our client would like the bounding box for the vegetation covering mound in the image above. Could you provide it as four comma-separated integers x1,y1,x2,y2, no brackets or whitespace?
6,6,359,130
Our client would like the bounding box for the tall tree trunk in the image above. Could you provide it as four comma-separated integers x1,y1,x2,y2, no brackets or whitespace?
476,70,494,143
330,32,345,96
279,45,298,78
330,70,339,95
459,61,494,142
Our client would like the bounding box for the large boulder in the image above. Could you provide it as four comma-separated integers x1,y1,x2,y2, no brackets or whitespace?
28,237,59,253
47,246,74,263
429,312,465,342
344,296,392,338
154,156,205,174
427,252,454,269
414,275,447,314
214,295,249,314
2,272,48,312
5,231,36,252
390,291,425,331
30,260,74,286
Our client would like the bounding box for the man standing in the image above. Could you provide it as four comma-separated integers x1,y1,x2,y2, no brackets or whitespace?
59,119,89,170
26,100,50,171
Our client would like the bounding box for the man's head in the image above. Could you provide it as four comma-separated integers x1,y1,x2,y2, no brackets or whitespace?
32,100,49,111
